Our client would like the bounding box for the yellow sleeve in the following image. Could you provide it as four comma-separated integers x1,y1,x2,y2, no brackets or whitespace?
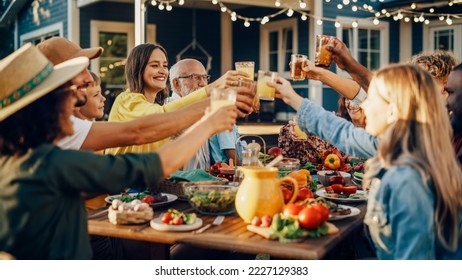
108,89,208,122
162,87,208,112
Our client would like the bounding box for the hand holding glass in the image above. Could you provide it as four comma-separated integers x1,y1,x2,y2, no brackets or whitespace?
257,70,278,101
235,61,255,80
210,88,237,113
315,35,335,68
290,54,307,81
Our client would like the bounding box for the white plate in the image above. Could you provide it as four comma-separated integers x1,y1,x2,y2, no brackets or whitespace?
150,217,203,232
316,187,367,203
328,205,361,221
105,193,178,208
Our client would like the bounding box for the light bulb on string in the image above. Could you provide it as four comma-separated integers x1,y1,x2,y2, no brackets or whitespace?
381,9,386,14
373,18,380,25
375,12,380,17
337,4,343,9
178,0,184,5
158,3,165,10
325,0,331,2
261,16,269,24
317,18,323,25
212,0,218,4
425,19,430,24
166,4,172,11
151,0,157,6
221,6,227,12
385,12,390,17
335,21,341,28
352,21,358,28
414,16,419,22
301,14,308,21
446,16,453,25
429,8,434,13
439,15,445,21
244,20,250,27
367,5,373,11
362,4,368,9
449,1,454,7
343,0,350,5
411,3,416,9
231,12,237,21
352,6,358,12
419,14,425,22
275,0,281,7
299,0,307,9
287,9,294,17
404,17,410,22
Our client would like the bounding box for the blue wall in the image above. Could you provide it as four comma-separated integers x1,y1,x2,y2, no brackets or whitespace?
17,0,68,41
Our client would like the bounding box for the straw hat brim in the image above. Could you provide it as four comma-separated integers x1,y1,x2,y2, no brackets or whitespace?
0,56,89,122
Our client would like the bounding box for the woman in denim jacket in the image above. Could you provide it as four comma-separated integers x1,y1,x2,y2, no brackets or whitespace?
269,64,462,259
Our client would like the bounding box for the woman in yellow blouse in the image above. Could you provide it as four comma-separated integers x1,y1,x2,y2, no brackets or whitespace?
107,43,250,155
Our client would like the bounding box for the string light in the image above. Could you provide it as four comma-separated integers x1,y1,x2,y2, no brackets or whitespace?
146,0,462,29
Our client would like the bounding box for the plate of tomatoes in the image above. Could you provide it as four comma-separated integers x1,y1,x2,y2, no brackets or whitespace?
151,209,203,231
105,192,178,208
315,187,367,203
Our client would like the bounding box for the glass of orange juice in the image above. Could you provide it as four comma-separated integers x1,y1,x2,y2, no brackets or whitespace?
257,70,278,101
210,88,237,113
235,61,255,80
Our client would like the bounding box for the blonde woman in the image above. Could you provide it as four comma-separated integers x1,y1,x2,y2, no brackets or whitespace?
270,64,462,259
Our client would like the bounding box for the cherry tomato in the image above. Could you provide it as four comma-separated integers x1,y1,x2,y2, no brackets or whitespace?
261,215,272,228
330,184,344,194
298,206,323,229
281,187,293,204
172,217,184,225
311,203,330,223
161,212,172,224
283,203,304,216
141,195,154,204
251,216,262,226
297,187,314,202
342,186,358,195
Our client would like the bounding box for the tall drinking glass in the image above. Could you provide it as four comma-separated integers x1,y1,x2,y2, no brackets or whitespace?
290,54,307,81
210,88,237,113
235,61,255,80
315,35,335,68
257,70,278,101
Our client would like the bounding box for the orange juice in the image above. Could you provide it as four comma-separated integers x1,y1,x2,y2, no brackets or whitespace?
235,61,255,80
257,70,277,101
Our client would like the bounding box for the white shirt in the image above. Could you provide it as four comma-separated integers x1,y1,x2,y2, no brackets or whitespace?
56,115,92,150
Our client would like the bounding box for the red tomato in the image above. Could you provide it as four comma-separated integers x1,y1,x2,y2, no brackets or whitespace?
311,203,330,223
330,184,344,194
172,217,184,225
324,186,333,193
297,187,314,202
283,204,304,216
298,206,323,229
141,195,154,204
251,216,262,226
161,212,172,224
342,186,358,195
281,187,293,204
261,215,272,228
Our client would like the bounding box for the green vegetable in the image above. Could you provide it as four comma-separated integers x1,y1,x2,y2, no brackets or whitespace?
271,214,283,231
188,188,237,213
301,162,318,174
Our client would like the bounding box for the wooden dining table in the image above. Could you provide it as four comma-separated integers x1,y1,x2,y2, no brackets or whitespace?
88,199,367,260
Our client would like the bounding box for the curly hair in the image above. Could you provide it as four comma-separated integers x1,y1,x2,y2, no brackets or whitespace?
125,43,169,105
0,83,71,156
409,50,459,81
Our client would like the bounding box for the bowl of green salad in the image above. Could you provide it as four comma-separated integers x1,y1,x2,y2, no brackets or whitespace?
183,184,238,215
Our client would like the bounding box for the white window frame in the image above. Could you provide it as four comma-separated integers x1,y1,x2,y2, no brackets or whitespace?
19,22,64,45
424,20,462,59
335,17,389,78
260,18,298,78
90,20,156,77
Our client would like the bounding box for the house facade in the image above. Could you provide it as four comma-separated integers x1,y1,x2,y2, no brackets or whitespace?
1,0,461,121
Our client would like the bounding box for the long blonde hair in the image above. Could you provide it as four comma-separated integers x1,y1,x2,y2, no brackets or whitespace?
365,64,462,252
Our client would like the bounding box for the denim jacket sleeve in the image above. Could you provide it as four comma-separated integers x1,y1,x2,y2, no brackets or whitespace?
377,166,435,259
297,99,378,158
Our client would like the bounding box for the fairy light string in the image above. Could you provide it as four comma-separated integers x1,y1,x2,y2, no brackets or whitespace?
147,0,462,28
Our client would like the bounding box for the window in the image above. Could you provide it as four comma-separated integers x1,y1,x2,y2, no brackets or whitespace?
425,22,462,62
20,22,63,46
90,20,156,89
260,18,298,76
337,17,388,74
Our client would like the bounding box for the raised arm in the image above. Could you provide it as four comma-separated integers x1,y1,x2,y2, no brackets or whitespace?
158,105,238,176
81,99,208,151
327,38,373,92
302,59,361,100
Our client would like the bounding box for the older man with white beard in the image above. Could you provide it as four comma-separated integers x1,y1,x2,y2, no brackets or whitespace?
168,59,239,170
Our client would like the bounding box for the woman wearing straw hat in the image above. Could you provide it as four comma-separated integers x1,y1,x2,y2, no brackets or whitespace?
0,44,238,259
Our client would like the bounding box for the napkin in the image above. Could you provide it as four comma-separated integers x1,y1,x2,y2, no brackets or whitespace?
169,170,221,182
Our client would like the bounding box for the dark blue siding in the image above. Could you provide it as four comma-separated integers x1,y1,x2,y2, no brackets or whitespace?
17,0,68,41
412,22,423,54
388,19,400,63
